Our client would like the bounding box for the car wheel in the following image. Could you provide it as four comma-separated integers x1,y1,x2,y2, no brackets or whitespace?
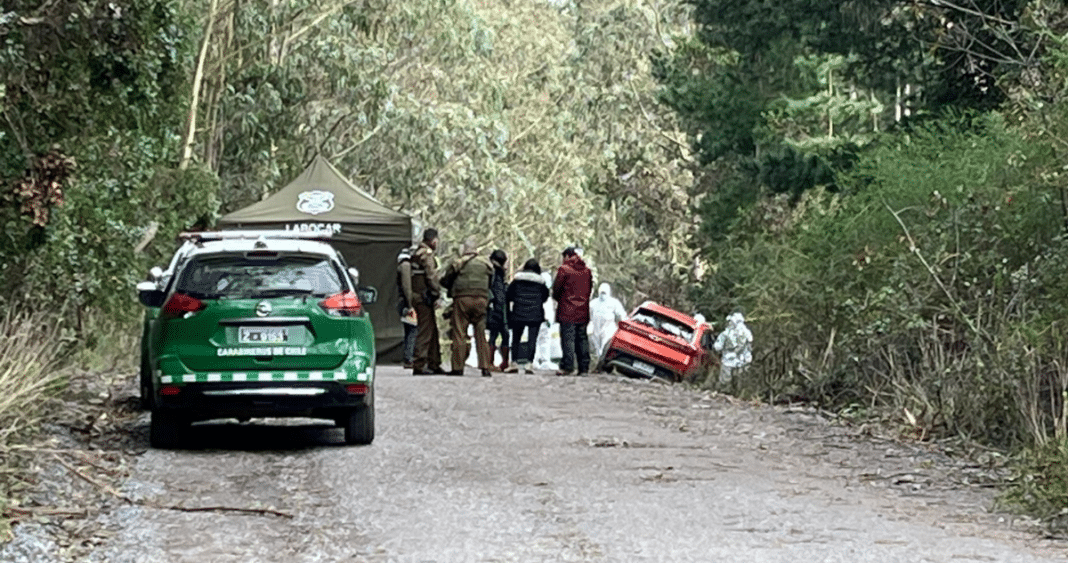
595,347,612,374
150,410,186,449
344,405,375,445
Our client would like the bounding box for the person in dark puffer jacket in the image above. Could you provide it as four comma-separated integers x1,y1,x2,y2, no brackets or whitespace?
487,249,509,371
504,259,550,374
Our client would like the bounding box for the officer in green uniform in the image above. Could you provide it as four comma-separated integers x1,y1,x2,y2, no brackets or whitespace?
440,236,494,377
410,228,444,375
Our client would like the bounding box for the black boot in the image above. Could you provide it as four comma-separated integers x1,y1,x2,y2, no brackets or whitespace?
499,346,510,372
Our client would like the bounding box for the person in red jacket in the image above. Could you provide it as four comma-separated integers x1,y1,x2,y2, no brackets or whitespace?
552,246,594,375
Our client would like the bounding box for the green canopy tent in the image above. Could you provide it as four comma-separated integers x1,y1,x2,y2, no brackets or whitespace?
218,155,412,362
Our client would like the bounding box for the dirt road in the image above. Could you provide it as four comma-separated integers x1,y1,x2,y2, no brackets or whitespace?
3,365,1065,562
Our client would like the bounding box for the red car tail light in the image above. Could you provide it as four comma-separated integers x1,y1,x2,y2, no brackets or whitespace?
159,386,182,396
345,383,369,395
320,290,363,317
161,293,205,319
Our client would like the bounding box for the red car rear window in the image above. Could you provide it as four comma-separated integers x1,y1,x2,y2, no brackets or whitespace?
630,309,695,342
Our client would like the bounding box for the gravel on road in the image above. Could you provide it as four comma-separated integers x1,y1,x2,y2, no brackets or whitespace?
2,365,1065,562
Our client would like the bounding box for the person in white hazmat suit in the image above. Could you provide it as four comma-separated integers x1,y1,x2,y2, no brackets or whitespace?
588,283,626,360
533,271,561,370
714,312,752,392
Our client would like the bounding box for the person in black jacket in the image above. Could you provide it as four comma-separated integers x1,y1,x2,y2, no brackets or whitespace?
504,258,550,374
487,249,509,371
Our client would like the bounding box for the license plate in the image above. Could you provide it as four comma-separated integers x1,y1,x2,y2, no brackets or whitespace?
239,326,289,344
632,360,655,375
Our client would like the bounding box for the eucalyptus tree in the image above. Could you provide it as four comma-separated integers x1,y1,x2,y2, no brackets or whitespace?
180,0,701,306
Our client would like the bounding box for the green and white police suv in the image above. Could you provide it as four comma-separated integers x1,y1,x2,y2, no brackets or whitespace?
137,231,377,448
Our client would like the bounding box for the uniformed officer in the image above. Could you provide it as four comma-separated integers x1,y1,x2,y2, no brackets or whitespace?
410,228,445,375
440,236,494,377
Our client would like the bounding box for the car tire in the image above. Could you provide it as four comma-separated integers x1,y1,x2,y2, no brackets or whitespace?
150,410,186,449
595,347,612,374
344,405,375,445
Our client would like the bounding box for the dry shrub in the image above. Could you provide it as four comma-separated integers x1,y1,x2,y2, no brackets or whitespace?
0,308,69,444
1002,440,1068,536
0,306,71,538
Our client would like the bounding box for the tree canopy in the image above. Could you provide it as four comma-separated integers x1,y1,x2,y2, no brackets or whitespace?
1,0,702,312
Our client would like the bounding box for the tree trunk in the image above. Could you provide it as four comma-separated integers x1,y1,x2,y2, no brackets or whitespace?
180,0,220,170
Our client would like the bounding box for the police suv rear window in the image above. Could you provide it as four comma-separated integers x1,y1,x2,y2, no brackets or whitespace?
176,254,343,299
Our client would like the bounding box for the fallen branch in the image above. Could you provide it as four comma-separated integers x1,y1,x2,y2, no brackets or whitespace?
163,505,294,519
52,453,125,500
3,506,88,519
51,453,294,519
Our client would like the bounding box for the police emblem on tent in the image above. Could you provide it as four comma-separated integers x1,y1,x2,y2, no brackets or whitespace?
296,190,335,215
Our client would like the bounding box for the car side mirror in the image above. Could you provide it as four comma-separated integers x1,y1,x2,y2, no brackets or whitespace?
348,267,360,286
149,266,165,281
358,286,377,304
137,281,167,307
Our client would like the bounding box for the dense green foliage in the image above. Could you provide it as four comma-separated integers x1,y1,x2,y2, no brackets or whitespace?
0,1,217,317
663,0,1068,526
1004,441,1068,530
659,0,1046,237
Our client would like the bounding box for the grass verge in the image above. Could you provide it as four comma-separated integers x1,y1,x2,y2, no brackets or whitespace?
0,307,73,541
1002,441,1068,537
0,304,139,541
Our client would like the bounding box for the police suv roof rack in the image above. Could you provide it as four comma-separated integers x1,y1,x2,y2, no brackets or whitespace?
178,230,326,243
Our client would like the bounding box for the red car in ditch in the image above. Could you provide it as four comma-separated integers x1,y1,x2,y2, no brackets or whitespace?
597,301,717,383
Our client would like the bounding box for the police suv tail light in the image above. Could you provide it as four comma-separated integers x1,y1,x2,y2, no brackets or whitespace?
162,293,205,319
319,291,362,317
345,384,368,395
